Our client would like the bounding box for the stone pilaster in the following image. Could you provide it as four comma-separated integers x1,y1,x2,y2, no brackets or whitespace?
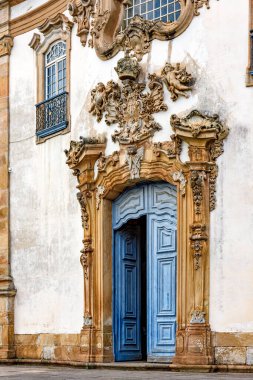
0,1,16,359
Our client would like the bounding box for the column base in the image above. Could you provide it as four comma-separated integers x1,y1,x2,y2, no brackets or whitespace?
173,324,213,365
80,327,113,362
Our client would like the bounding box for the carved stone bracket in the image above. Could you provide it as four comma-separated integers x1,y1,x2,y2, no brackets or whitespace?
68,0,95,47
96,185,106,209
0,35,13,57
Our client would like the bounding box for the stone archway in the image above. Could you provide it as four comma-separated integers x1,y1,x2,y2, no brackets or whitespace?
65,110,228,365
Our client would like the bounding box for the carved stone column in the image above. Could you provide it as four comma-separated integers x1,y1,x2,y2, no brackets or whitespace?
65,137,106,361
171,110,228,365
0,1,16,360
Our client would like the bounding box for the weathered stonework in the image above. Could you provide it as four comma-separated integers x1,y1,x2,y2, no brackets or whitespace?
0,2,16,360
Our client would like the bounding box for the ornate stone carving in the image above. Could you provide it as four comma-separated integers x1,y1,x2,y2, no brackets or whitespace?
190,224,208,270
68,0,95,46
97,151,119,172
161,62,193,101
125,146,144,179
0,35,13,57
190,308,206,324
173,170,187,196
89,1,218,61
80,238,93,278
77,191,90,230
153,136,182,159
89,54,167,145
65,136,106,168
190,170,206,215
209,164,218,212
38,13,73,36
193,0,210,16
96,185,105,209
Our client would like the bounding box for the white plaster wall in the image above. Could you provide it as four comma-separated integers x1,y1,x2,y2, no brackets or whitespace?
11,0,47,19
9,0,253,333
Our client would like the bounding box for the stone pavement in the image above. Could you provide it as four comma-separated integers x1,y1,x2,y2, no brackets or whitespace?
1,366,253,380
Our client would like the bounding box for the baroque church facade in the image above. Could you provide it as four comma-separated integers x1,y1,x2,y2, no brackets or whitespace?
0,0,253,369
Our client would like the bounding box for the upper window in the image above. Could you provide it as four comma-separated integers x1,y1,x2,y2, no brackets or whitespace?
123,0,181,28
45,41,66,99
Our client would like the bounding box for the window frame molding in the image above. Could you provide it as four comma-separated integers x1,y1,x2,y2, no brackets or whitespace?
29,13,73,143
246,0,253,86
68,0,215,61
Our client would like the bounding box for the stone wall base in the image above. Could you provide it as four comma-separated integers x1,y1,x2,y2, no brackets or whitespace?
0,332,252,366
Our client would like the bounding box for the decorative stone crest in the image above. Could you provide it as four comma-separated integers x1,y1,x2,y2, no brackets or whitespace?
68,0,95,46
89,53,167,145
125,146,144,179
38,13,73,36
65,136,106,168
0,35,13,57
161,62,194,101
173,170,187,196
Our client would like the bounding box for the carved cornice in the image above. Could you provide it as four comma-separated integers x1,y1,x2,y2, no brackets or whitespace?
68,0,95,47
10,0,68,38
0,35,13,57
38,13,73,36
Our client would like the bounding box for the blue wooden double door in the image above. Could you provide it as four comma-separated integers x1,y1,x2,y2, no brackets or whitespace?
113,182,177,362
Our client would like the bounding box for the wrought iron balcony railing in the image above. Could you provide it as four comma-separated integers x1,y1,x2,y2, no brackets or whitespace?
36,92,68,138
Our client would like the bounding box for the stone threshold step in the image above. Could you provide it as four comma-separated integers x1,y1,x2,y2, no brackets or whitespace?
1,359,253,373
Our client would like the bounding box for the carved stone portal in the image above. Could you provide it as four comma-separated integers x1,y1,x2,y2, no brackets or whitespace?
65,104,228,364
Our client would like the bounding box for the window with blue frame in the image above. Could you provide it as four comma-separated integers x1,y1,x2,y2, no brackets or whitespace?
123,0,181,28
36,41,69,139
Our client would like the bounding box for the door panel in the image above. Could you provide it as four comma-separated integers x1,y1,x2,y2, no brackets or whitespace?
147,216,177,361
114,225,142,361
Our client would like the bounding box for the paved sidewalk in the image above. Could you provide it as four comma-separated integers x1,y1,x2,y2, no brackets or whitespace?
1,366,253,380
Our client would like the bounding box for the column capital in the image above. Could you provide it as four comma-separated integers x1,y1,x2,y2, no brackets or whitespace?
0,35,13,57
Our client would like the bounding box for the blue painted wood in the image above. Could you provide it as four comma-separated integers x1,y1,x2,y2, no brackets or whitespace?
114,225,142,361
113,182,177,362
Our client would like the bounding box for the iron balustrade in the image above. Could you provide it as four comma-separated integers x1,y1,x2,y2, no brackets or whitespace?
36,92,68,138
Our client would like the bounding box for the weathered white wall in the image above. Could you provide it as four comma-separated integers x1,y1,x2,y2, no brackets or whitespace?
9,0,253,333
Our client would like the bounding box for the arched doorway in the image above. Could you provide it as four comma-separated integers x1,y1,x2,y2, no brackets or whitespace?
112,182,177,362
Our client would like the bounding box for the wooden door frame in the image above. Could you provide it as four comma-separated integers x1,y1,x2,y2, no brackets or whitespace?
65,110,229,365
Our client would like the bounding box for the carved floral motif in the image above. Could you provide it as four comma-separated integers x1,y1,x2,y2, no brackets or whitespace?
190,171,206,215
209,165,218,212
77,191,90,229
193,0,210,16
68,0,95,46
161,62,193,101
125,146,144,179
